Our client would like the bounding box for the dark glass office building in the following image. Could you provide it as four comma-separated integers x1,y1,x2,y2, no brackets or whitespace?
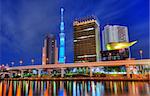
73,16,101,62
42,34,58,64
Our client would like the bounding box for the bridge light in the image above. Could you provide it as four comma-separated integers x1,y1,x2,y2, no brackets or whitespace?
139,49,143,59
19,60,23,66
11,61,14,67
6,63,9,67
31,58,35,65
46,58,49,64
139,49,143,73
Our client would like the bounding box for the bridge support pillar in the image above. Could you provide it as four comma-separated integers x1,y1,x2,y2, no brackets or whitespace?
47,69,52,77
148,71,150,80
9,71,13,78
61,68,65,78
10,71,15,78
90,67,93,77
28,69,32,73
21,70,24,77
125,65,130,78
38,69,42,77
86,67,89,74
11,71,17,77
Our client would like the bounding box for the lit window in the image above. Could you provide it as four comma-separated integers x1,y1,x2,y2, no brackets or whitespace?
74,40,78,42
76,27,94,32
77,35,95,39
77,55,96,58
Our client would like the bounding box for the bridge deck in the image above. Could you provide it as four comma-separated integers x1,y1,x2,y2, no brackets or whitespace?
8,59,150,70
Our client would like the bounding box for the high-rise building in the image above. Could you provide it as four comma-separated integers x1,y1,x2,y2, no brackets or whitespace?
102,25,130,61
102,25,129,51
58,8,65,64
73,16,101,62
42,34,58,65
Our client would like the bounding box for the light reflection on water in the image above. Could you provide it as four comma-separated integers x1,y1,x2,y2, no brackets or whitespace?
0,80,149,96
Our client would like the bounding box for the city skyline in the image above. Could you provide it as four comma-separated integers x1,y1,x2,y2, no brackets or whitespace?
0,0,149,66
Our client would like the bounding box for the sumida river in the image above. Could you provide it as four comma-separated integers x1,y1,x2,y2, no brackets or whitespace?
0,80,149,96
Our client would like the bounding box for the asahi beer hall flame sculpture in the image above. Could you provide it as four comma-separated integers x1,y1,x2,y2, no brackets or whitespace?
106,41,137,50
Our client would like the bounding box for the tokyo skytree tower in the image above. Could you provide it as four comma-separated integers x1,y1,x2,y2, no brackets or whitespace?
58,8,65,63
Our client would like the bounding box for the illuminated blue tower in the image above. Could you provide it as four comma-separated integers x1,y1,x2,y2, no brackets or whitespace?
59,8,65,63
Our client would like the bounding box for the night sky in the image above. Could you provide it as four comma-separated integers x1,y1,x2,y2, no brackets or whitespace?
0,0,149,66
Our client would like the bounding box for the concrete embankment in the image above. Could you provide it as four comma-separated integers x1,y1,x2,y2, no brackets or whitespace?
1,77,149,81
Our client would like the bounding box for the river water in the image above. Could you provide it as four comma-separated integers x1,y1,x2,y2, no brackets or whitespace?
0,80,149,96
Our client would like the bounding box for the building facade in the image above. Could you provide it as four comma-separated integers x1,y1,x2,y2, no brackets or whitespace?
42,34,58,65
102,25,130,61
100,49,129,61
73,16,101,62
102,25,129,51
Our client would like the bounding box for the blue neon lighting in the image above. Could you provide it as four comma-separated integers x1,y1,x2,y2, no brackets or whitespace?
60,22,64,31
59,7,65,63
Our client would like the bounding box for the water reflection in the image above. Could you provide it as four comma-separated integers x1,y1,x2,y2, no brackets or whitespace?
0,81,2,96
8,81,12,96
29,81,33,96
0,80,149,96
4,81,7,96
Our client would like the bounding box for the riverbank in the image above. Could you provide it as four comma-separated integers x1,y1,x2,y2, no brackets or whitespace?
1,77,149,81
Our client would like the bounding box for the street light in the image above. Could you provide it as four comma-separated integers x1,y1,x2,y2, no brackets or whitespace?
139,49,143,73
46,58,49,64
108,52,112,60
6,63,9,67
31,58,35,65
139,49,143,59
11,61,14,67
84,55,87,62
19,60,23,66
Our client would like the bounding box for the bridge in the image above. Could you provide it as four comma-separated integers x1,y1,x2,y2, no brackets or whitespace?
4,59,150,78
